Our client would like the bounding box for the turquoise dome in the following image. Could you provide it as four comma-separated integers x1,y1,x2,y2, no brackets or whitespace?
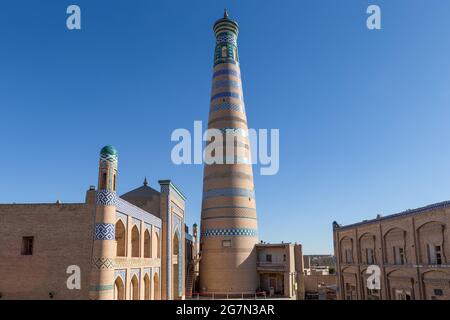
100,145,118,156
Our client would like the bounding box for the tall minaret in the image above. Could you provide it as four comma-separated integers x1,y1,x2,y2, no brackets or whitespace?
200,10,258,294
89,146,118,299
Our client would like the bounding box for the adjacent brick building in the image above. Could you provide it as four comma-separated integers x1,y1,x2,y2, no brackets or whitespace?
0,146,190,300
333,201,450,300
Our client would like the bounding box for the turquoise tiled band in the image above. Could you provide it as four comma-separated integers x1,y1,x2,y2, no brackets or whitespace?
203,187,255,199
210,102,245,113
213,69,240,78
201,228,257,237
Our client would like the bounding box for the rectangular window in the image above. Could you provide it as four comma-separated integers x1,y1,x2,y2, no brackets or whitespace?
222,240,231,247
428,244,443,265
434,289,443,296
435,245,442,265
394,246,405,265
367,288,380,300
283,254,286,262
345,285,357,300
366,248,374,264
345,249,353,263
21,236,34,255
266,254,272,262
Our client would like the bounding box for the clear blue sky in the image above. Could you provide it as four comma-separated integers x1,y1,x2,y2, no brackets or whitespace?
1,1,450,254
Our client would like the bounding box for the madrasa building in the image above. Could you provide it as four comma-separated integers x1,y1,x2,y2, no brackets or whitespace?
0,146,195,300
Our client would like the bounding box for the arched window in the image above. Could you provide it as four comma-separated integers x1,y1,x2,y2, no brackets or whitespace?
131,226,140,257
113,173,117,191
144,229,151,258
100,172,107,189
173,232,179,255
115,220,126,257
144,274,150,300
153,231,160,258
172,232,180,299
114,277,125,300
131,275,139,300
153,273,160,300
221,46,227,58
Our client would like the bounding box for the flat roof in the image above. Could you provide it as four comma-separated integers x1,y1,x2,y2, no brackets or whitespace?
334,200,450,231
256,242,292,247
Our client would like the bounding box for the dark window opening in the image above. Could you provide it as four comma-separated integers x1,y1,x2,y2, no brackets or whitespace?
101,172,107,189
21,236,34,255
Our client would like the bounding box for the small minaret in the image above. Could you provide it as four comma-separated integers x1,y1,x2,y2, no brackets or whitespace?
89,146,118,299
193,223,200,274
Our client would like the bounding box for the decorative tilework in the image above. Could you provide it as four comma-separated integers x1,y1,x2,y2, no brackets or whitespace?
171,202,184,218
143,268,151,277
114,269,126,282
178,236,182,297
208,116,247,127
203,187,255,199
160,182,186,205
217,127,249,137
116,211,127,225
89,284,114,292
210,102,245,114
144,222,152,233
132,217,141,229
100,153,118,165
160,184,170,194
211,92,242,102
202,205,257,211
172,214,181,235
203,171,253,181
202,215,257,220
213,80,241,89
114,258,157,268
171,226,183,297
201,228,257,237
94,223,115,240
93,257,114,269
97,189,117,206
216,33,237,46
214,18,239,35
215,58,239,66
130,268,140,279
116,197,162,228
213,68,240,78
170,190,186,205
